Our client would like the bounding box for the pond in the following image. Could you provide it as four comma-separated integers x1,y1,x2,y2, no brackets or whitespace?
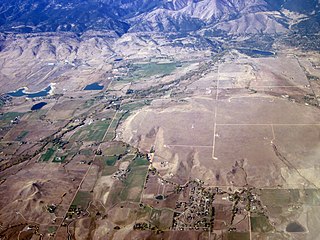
84,82,104,91
286,222,305,232
8,85,52,98
31,102,47,111
238,48,275,57
155,194,165,201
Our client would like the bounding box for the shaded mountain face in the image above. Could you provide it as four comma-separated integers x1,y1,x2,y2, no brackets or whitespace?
0,0,319,35
0,0,130,34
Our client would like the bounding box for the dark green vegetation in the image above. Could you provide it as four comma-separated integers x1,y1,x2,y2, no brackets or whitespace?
40,148,55,162
105,156,119,166
130,156,149,168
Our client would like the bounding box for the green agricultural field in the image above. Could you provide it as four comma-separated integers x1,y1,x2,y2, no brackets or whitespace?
47,226,57,234
120,62,178,82
104,132,116,141
106,181,123,205
105,157,149,203
251,215,274,233
120,154,136,162
120,164,149,202
84,99,96,108
40,148,56,162
72,191,91,210
0,112,24,127
25,109,48,121
118,111,131,123
105,156,119,166
15,131,28,141
130,156,149,168
135,62,177,77
260,189,300,207
104,142,129,156
97,155,119,176
79,149,93,156
120,100,151,112
102,166,118,176
70,120,111,142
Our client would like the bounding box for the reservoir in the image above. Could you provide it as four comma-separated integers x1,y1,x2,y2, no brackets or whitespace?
31,102,47,111
84,82,104,91
286,222,305,232
238,48,275,57
8,85,52,98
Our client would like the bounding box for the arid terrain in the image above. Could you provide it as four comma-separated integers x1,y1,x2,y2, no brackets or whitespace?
0,38,320,239
1,0,320,239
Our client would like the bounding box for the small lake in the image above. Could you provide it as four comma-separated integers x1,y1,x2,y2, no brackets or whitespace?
84,82,104,91
8,86,52,98
238,49,275,57
155,194,165,201
286,222,305,232
31,102,47,111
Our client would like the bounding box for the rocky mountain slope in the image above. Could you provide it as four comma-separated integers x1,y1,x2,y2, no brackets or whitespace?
0,0,319,35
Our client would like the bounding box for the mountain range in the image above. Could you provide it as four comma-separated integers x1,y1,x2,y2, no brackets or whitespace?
0,0,319,35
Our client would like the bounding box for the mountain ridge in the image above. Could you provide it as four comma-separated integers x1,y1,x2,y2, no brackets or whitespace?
0,0,319,35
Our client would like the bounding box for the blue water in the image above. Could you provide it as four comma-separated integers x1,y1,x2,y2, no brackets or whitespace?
31,102,47,111
8,86,51,98
84,82,104,91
